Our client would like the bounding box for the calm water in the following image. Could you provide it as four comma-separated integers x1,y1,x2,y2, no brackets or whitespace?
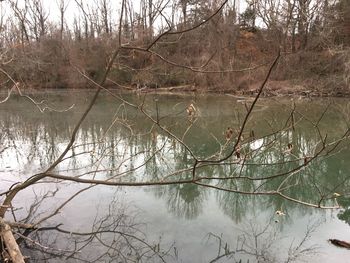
0,90,350,262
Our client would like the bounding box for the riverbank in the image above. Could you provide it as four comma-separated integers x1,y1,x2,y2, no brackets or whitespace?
132,79,350,98
1,32,349,99
4,79,350,99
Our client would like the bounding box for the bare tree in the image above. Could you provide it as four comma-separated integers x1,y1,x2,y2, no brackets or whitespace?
56,0,68,40
28,0,48,40
10,1,30,43
99,0,111,34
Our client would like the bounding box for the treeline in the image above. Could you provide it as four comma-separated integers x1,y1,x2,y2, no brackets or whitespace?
0,0,349,94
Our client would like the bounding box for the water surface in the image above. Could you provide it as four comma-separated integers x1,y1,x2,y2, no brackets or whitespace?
0,90,349,262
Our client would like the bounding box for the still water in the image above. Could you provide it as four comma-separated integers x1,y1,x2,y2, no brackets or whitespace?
0,90,350,262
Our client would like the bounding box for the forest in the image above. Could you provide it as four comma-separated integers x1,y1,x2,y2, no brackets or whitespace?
0,0,349,95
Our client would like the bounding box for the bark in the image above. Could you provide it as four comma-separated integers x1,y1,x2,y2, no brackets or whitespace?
0,218,25,263
329,239,350,249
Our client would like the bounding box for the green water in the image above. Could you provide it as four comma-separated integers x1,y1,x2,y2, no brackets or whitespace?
0,90,349,262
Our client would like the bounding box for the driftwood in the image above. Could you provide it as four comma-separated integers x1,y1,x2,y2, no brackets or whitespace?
329,239,350,249
0,218,25,263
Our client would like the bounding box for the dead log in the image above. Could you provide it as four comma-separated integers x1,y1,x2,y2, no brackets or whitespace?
329,239,350,249
0,218,25,263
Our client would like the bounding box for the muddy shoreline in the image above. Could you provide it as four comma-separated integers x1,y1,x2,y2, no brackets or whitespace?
4,81,350,99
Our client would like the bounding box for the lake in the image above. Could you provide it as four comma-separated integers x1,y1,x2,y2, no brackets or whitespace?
0,90,349,262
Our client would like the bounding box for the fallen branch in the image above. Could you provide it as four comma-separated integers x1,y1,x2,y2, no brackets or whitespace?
0,218,25,263
329,239,350,249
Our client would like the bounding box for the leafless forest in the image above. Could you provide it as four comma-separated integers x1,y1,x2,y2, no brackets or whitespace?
0,0,349,94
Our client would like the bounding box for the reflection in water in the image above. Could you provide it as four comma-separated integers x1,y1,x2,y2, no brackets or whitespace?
1,92,350,261
207,218,322,263
156,183,207,220
337,196,350,225
19,190,172,262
